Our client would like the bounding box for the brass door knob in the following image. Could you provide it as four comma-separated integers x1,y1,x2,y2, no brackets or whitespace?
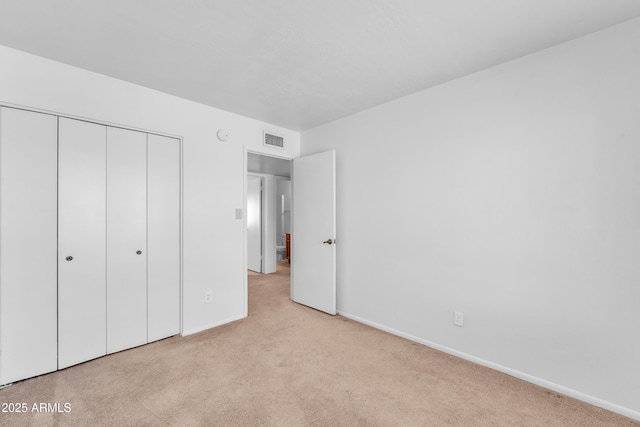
323,239,333,245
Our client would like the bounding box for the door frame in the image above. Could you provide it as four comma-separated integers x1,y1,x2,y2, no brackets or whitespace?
243,149,293,312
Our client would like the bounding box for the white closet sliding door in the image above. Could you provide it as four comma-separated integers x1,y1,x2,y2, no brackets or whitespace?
106,127,148,353
58,118,107,369
147,134,181,342
0,107,58,384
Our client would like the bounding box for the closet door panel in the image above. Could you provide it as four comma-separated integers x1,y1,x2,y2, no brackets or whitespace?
147,134,180,341
106,127,147,353
0,107,58,384
58,118,107,369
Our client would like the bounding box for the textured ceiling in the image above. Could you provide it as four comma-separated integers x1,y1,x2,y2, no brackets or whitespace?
1,1,640,131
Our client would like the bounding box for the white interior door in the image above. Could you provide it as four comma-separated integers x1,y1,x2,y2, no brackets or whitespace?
247,175,262,272
292,150,336,315
106,127,147,354
147,133,181,342
0,107,58,384
58,118,107,369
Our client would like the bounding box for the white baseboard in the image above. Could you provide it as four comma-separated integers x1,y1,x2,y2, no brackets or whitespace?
181,314,247,337
337,310,640,422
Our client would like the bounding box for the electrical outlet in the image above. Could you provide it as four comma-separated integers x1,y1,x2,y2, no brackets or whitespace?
454,311,464,327
204,290,213,303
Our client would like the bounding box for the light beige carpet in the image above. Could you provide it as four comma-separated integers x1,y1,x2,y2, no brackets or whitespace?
0,261,637,426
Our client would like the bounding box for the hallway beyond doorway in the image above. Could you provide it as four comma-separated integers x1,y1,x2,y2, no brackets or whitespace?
248,261,290,316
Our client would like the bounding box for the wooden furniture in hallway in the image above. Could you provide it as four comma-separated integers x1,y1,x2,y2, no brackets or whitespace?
285,233,291,264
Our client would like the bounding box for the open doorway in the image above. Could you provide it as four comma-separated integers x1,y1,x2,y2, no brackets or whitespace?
246,152,292,279
245,150,337,317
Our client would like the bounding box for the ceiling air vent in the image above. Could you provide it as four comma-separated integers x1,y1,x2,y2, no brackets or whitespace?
264,132,284,149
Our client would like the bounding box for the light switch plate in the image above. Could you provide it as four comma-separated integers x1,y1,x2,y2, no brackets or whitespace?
454,311,464,327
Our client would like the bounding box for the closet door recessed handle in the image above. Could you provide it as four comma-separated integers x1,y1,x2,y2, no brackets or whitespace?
66,256,73,261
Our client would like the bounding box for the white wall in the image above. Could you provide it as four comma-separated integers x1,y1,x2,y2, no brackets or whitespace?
261,174,278,274
0,44,300,335
247,172,278,274
276,178,292,248
246,175,263,273
301,18,640,419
